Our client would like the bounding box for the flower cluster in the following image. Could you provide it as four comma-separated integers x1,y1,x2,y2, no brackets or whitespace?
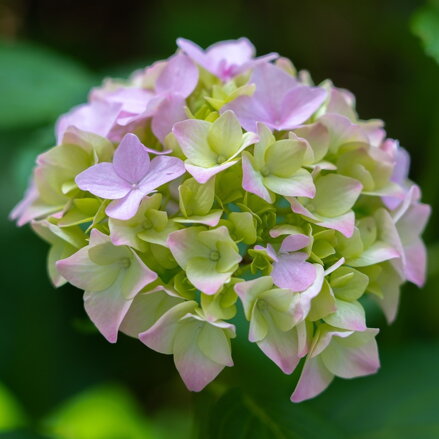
12,38,430,402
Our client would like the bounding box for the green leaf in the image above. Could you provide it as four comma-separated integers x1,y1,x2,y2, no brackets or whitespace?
43,385,155,439
205,389,345,439
0,382,26,432
412,3,439,65
308,342,439,439
0,41,94,130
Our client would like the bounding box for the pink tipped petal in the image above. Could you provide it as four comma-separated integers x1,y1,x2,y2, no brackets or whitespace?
120,289,183,337
75,163,131,199
174,328,226,392
291,356,334,403
173,119,214,164
105,189,146,220
56,247,118,292
258,328,301,375
122,250,158,299
263,170,316,198
83,277,133,343
271,253,317,292
242,153,273,203
139,301,197,354
167,227,208,269
318,212,356,238
185,160,237,184
322,329,380,379
197,321,234,366
324,299,367,331
403,240,428,287
113,133,151,183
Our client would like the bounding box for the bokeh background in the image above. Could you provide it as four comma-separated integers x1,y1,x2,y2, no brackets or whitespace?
1,0,438,438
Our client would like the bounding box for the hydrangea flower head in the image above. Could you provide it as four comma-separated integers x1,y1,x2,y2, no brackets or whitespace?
12,38,430,402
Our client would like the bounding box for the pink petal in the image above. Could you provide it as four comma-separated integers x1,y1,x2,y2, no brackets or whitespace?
172,119,212,165
279,85,327,130
155,53,198,98
317,212,356,238
251,63,298,110
174,325,227,391
56,247,115,292
223,95,270,132
105,189,146,220
207,37,255,67
83,276,134,343
113,133,151,183
258,328,301,374
185,160,237,184
322,329,380,379
271,253,316,292
291,355,334,403
279,234,310,253
152,94,187,143
139,155,186,193
177,38,211,71
56,100,122,144
75,163,131,199
100,87,154,115
403,239,427,287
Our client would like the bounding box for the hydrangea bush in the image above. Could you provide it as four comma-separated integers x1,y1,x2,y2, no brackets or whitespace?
11,38,430,402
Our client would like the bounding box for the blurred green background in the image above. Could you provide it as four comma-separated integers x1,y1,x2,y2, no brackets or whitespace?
0,0,438,438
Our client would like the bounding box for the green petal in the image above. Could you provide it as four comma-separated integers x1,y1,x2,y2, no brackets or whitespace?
229,212,257,244
313,174,362,217
208,110,243,159
265,139,307,177
330,266,369,301
179,177,215,217
216,240,242,273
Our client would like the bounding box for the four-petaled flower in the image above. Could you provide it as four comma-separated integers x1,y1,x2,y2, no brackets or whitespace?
56,229,158,343
167,226,242,295
177,37,278,81
223,63,327,132
173,110,258,183
76,133,185,220
242,123,315,203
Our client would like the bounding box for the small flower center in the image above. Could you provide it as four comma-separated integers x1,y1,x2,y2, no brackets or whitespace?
119,257,131,269
131,183,139,189
260,166,270,177
257,299,268,310
209,250,220,262
216,155,227,164
142,218,153,230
